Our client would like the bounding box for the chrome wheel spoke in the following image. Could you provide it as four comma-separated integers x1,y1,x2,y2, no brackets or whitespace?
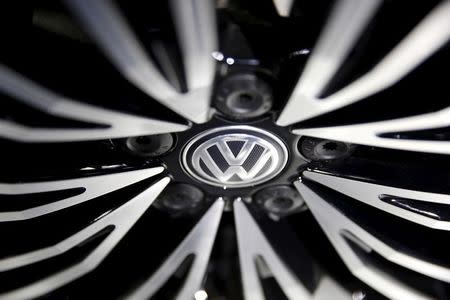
170,0,217,92
320,0,450,111
303,170,450,230
293,107,450,154
295,179,450,300
234,199,349,300
272,0,294,17
0,167,163,221
278,0,450,126
129,199,223,300
0,66,188,142
65,0,216,123
277,0,381,126
0,177,169,300
63,0,174,103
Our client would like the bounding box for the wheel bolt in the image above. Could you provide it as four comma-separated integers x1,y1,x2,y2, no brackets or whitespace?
126,134,174,157
155,183,204,214
214,73,273,119
254,185,305,218
299,137,354,161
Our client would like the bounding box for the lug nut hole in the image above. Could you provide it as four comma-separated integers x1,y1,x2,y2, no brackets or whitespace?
214,73,273,119
126,134,174,157
255,185,305,217
298,137,355,161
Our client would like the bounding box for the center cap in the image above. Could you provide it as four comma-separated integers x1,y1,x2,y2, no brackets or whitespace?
182,126,288,188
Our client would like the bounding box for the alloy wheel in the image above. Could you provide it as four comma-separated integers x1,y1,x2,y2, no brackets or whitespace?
1,0,450,299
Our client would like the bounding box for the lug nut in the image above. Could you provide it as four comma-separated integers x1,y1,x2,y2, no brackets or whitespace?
214,73,273,119
299,137,354,161
254,185,305,218
155,183,204,214
126,134,174,157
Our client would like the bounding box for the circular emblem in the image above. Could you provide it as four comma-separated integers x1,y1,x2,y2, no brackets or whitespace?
182,126,288,188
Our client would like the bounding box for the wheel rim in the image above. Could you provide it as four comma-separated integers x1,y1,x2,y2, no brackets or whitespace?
1,0,449,299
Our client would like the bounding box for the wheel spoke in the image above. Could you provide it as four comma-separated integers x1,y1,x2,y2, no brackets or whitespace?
295,179,450,299
293,107,450,154
128,199,223,300
0,177,169,300
65,0,215,123
0,167,163,221
277,0,450,126
234,199,349,300
0,66,188,142
304,170,450,230
272,0,294,17
170,0,217,92
277,0,381,126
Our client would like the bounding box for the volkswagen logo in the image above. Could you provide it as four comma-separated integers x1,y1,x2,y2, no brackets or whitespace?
182,126,288,188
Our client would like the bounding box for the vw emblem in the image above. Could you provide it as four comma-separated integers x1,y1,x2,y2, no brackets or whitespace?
182,126,288,188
